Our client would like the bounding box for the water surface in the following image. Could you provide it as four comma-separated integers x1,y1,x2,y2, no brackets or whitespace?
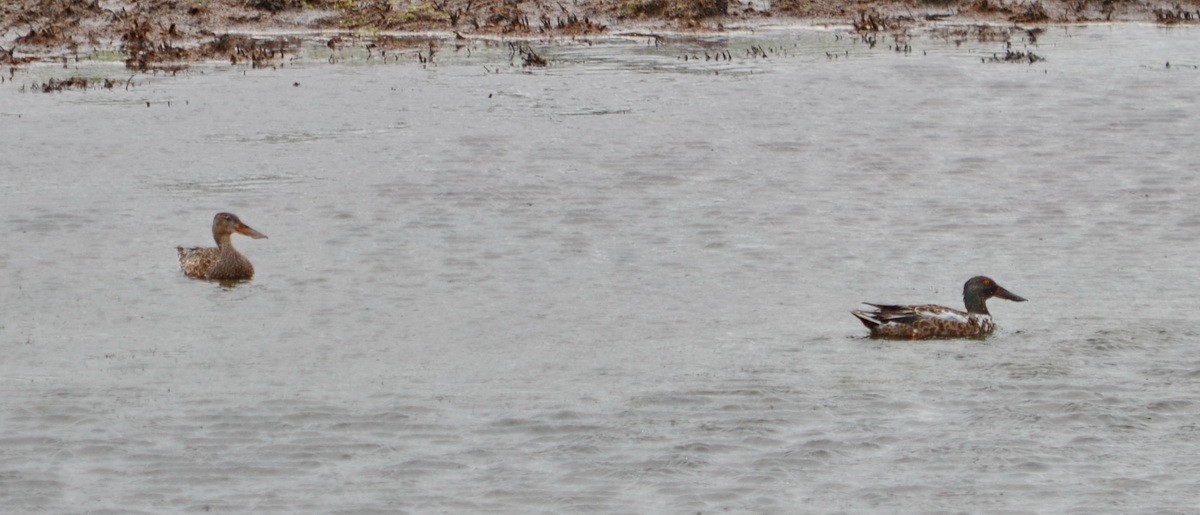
2,24,1200,512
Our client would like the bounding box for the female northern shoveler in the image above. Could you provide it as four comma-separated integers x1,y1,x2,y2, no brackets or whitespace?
852,276,1026,339
177,212,267,281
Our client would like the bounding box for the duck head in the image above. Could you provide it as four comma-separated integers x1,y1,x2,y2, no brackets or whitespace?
963,276,1026,315
212,212,267,243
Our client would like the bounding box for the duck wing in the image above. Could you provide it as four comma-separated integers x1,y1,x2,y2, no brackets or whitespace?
853,303,983,339
861,303,969,325
177,246,218,279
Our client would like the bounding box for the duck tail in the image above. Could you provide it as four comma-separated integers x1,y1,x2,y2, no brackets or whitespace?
851,309,880,329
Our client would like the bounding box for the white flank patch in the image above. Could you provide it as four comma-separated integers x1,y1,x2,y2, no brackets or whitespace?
919,308,969,324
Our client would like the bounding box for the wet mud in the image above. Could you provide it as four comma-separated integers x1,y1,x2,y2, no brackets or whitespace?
2,0,1199,70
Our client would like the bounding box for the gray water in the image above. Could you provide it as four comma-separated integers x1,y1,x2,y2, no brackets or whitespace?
2,24,1200,512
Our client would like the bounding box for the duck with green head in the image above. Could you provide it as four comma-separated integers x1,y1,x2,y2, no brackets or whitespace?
852,276,1027,339
177,212,267,281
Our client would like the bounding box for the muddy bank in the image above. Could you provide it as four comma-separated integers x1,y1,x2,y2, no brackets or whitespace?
2,0,1199,68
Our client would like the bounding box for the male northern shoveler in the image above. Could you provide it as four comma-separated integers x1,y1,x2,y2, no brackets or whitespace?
177,212,267,281
852,276,1026,339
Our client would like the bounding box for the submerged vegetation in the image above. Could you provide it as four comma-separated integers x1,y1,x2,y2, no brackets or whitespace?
987,47,1044,62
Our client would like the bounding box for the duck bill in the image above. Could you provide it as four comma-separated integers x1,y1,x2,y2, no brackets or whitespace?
994,285,1026,302
235,223,268,239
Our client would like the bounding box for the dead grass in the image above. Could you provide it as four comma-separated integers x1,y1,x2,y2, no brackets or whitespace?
3,0,1200,67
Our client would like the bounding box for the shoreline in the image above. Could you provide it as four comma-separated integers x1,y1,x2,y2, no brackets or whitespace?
3,0,1199,68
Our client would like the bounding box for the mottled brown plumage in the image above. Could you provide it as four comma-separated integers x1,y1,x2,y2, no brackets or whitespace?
852,276,1026,339
177,212,267,281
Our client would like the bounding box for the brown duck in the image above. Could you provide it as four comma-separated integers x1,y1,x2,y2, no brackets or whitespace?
177,212,267,281
852,276,1026,339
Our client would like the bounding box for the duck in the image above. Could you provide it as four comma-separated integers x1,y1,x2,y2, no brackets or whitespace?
852,276,1026,339
177,212,267,281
